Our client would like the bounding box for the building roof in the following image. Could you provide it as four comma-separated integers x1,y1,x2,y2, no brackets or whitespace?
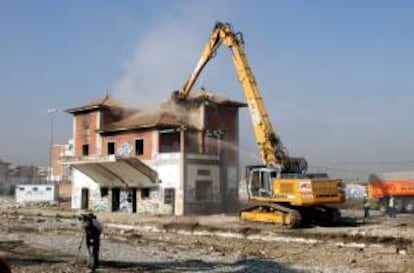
101,89,247,133
65,95,137,114
62,155,158,187
66,89,246,133
103,109,191,133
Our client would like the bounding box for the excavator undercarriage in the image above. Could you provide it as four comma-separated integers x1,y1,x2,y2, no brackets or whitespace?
240,203,341,228
240,203,302,228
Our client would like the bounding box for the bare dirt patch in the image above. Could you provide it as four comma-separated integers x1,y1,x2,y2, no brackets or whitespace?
0,207,413,272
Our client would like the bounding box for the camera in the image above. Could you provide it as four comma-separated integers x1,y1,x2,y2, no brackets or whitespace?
78,213,96,221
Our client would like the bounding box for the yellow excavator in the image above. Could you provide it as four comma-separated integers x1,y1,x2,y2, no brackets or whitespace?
174,22,345,227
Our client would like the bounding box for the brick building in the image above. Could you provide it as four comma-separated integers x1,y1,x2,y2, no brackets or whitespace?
64,90,246,215
51,144,73,182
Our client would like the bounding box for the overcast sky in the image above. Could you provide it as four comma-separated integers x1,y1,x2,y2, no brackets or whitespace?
1,1,413,179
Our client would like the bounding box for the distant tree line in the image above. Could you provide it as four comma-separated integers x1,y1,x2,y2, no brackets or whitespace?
0,161,49,196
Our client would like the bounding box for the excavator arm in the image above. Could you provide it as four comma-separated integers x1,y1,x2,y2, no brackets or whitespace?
177,22,344,228
178,22,304,171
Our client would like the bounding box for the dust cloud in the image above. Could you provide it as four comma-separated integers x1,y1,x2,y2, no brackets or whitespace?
112,1,232,111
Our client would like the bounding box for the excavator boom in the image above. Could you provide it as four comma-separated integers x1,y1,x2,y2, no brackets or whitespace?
179,22,287,169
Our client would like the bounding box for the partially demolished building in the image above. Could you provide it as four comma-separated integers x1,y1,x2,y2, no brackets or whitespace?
64,90,246,215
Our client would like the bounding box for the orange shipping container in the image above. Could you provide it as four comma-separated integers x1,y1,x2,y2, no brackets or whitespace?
368,180,414,199
368,172,414,213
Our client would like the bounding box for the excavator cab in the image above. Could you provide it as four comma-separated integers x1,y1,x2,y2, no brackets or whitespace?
246,165,280,198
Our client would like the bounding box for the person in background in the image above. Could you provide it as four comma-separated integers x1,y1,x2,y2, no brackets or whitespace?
388,195,396,218
363,195,371,218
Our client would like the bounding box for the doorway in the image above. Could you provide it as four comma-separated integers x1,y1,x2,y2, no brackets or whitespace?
164,188,175,215
112,187,120,212
81,188,89,210
132,188,137,213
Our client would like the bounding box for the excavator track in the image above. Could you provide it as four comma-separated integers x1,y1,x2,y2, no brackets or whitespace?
240,203,301,228
311,205,341,226
240,203,342,228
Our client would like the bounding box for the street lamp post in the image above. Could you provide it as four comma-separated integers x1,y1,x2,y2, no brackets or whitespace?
47,108,56,182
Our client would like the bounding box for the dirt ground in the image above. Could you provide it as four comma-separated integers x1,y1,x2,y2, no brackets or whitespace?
0,206,413,273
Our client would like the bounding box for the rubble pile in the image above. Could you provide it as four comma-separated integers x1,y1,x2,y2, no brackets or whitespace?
0,198,20,210
0,197,58,210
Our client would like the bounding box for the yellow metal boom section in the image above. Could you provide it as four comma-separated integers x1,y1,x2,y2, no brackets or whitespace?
180,22,285,167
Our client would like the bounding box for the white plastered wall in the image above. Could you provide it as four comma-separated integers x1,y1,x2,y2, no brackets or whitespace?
71,169,100,209
144,152,183,215
15,185,57,203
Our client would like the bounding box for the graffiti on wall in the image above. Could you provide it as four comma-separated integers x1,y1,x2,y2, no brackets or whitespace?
88,188,107,212
137,189,163,214
120,190,132,213
94,199,109,212
345,184,367,200
119,142,132,156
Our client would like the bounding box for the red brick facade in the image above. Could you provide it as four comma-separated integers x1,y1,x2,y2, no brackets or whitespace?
71,106,239,161
74,112,100,156
204,106,238,164
102,131,153,160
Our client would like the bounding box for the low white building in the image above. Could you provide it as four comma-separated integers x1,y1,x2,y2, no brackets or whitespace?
15,184,58,203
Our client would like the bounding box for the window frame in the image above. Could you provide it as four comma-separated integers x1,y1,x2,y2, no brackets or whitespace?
107,141,116,155
101,187,109,197
82,144,89,156
135,138,144,156
159,131,181,153
141,188,150,199
164,188,175,205
197,169,211,176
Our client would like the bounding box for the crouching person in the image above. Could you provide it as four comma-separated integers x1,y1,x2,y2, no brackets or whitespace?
79,211,102,272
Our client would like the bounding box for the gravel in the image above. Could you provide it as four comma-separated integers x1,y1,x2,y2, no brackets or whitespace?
0,232,369,272
0,212,412,273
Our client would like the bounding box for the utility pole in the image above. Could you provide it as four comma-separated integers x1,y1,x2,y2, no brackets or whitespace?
47,108,57,182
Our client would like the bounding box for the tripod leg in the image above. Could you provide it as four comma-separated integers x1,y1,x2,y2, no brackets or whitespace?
74,235,84,263
87,244,94,269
